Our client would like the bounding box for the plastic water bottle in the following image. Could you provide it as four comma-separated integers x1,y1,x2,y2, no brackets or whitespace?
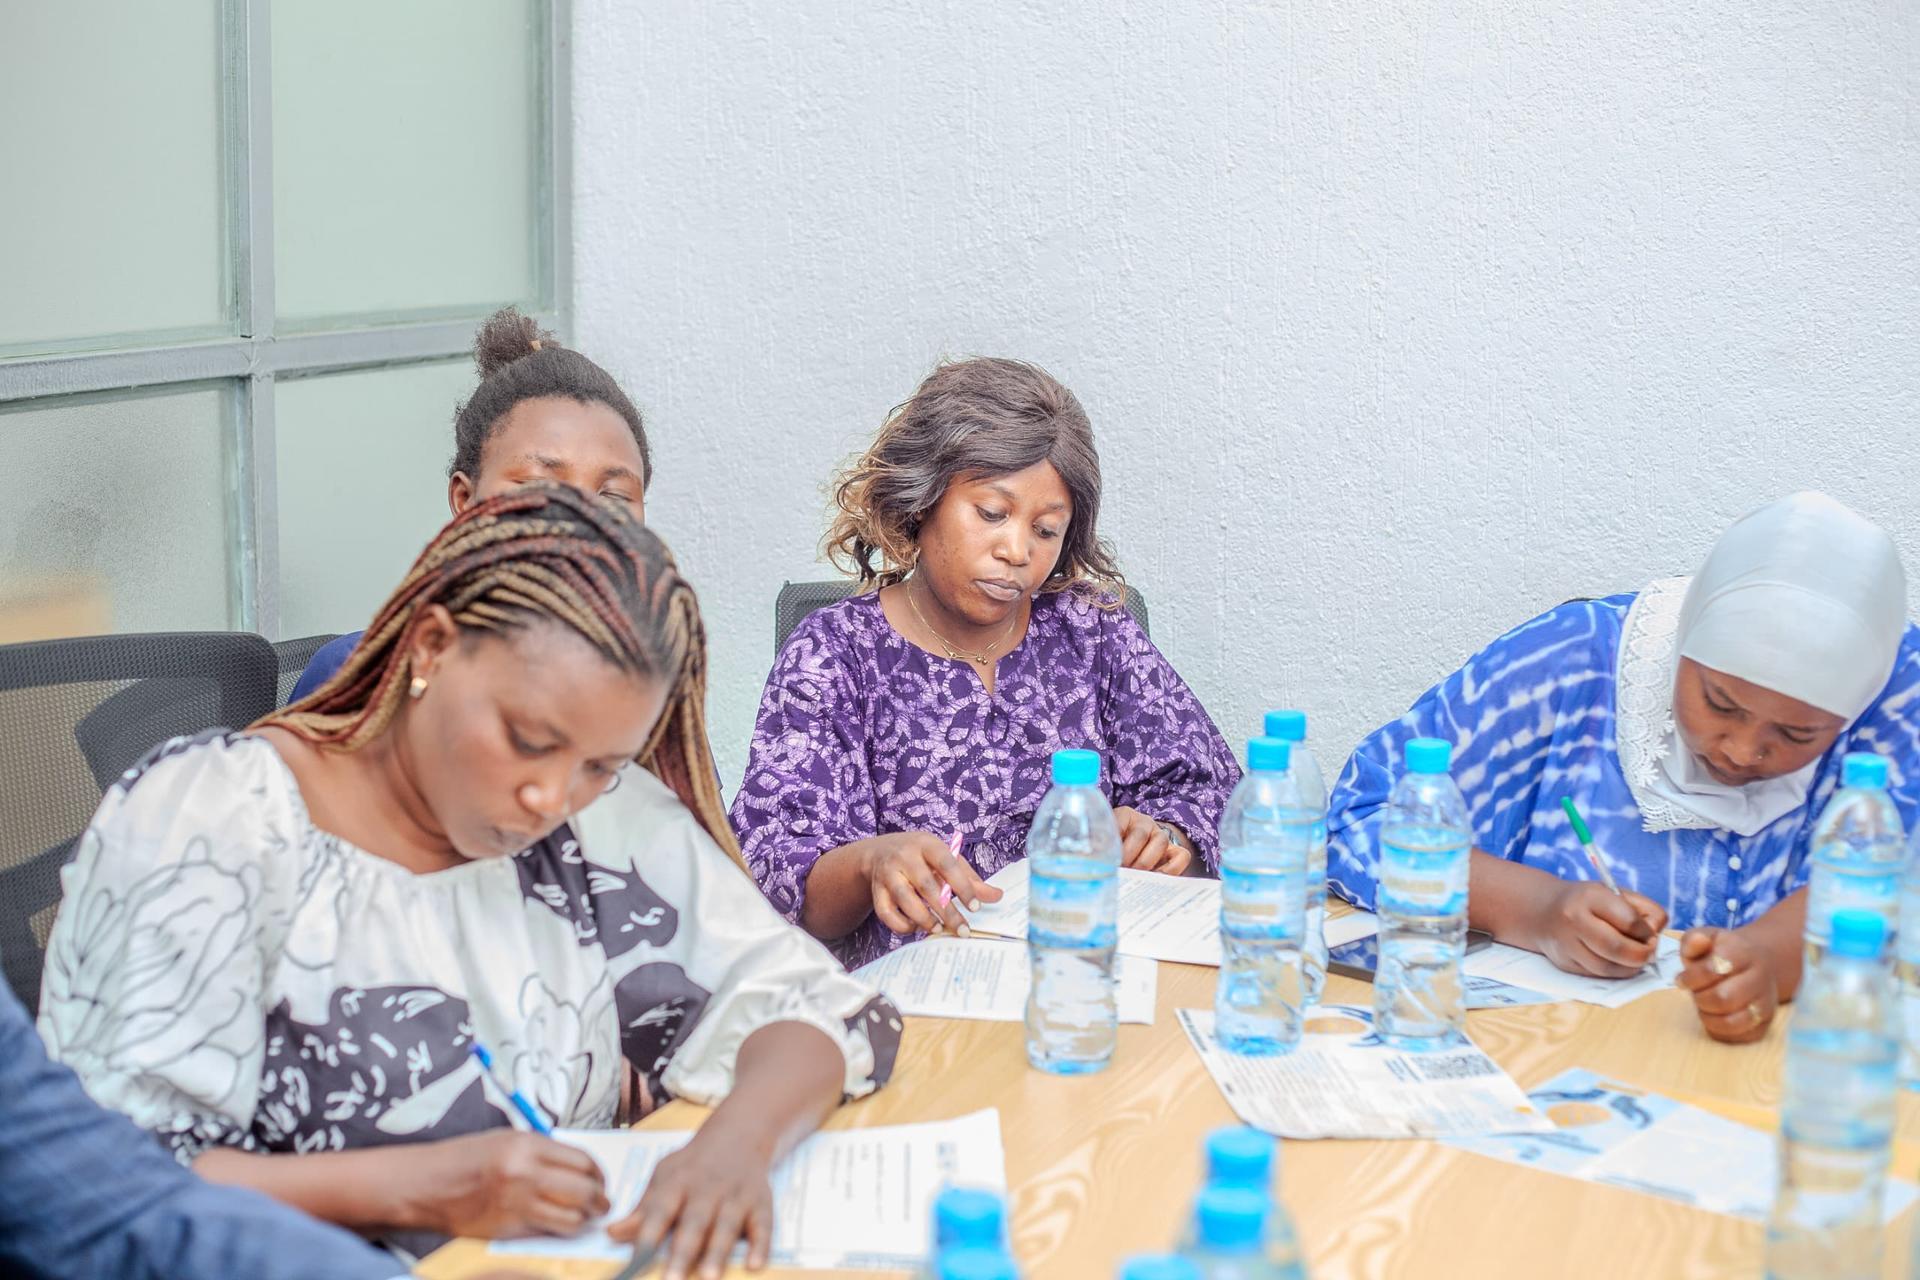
1180,1127,1307,1276
1025,748,1122,1074
1374,737,1471,1051
1182,1186,1296,1279
1264,711,1329,1006
922,1188,1006,1278
1804,753,1904,968
1766,909,1898,1280
937,1246,1019,1280
1899,824,1920,1089
1217,737,1314,1054
1119,1258,1202,1280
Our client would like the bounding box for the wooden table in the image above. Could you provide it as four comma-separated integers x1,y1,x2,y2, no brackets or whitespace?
422,953,1920,1280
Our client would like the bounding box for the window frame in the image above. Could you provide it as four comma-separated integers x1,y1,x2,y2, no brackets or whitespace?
0,0,573,639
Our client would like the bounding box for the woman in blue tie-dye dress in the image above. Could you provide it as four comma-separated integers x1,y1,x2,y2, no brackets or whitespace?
1328,493,1918,1044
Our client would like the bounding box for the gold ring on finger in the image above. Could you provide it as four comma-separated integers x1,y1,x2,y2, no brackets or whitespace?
1747,1001,1766,1028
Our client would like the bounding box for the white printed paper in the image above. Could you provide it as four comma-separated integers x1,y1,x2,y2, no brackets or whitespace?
966,862,1222,965
490,1109,1007,1267
1444,1068,1920,1223
855,934,1157,1024
1178,1006,1551,1140
1466,937,1682,1009
1323,910,1381,950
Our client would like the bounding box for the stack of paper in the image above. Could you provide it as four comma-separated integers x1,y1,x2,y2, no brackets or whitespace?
491,1110,1007,1268
1444,1067,1920,1222
965,862,1222,965
855,935,1158,1024
1179,1007,1551,1140
1331,914,1682,1009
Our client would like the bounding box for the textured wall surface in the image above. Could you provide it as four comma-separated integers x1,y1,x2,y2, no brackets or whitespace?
574,1,1919,793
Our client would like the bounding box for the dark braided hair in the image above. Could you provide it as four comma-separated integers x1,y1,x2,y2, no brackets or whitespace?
451,308,651,487
256,484,739,870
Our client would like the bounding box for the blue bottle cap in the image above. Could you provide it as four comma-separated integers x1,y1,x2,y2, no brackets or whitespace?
938,1247,1018,1280
1404,737,1452,774
1118,1257,1202,1280
1204,1126,1276,1189
1194,1185,1266,1253
1842,752,1889,790
1247,736,1292,773
1264,710,1308,742
1829,909,1888,960
933,1187,1005,1250
1051,749,1101,787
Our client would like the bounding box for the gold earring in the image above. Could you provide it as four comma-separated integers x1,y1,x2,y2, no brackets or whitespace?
408,675,429,700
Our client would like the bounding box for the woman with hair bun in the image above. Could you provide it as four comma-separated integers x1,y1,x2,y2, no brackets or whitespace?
731,357,1241,969
289,307,654,700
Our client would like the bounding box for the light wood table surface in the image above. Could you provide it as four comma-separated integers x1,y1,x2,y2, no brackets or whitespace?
422,938,1920,1280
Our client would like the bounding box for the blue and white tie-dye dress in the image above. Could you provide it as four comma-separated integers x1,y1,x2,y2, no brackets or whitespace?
1327,582,1920,931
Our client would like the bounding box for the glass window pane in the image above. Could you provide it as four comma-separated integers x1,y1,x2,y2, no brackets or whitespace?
0,386,236,641
275,360,473,638
0,3,230,356
273,1,546,328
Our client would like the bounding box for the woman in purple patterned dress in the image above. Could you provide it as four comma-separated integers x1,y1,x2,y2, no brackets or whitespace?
731,358,1241,969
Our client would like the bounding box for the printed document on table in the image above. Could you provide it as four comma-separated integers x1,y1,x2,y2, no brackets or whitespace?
855,935,1157,1024
491,1109,1007,1266
1178,1006,1551,1140
1444,1068,1920,1222
966,861,1222,965
1466,937,1682,1009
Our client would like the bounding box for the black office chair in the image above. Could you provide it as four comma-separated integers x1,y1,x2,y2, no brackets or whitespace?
0,632,280,1015
774,579,1151,653
273,632,344,706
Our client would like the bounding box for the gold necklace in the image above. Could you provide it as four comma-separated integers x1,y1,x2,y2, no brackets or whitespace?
905,578,1021,665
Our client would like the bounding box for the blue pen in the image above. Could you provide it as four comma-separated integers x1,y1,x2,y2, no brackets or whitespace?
469,1041,554,1136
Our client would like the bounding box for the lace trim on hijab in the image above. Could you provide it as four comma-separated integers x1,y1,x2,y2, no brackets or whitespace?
1614,576,1717,833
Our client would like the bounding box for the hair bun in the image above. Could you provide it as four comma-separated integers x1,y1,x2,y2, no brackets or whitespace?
473,306,559,378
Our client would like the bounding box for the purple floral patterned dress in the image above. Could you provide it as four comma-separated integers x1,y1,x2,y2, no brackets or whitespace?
731,588,1242,968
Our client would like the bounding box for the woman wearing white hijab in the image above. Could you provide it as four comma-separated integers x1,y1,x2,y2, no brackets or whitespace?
1327,492,1915,1043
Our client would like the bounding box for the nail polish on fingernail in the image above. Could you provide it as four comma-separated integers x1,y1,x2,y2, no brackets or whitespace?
969,898,980,911
957,924,971,938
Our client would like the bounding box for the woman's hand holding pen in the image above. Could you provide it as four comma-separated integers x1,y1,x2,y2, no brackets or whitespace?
1532,880,1668,978
398,1129,608,1239
859,832,1001,936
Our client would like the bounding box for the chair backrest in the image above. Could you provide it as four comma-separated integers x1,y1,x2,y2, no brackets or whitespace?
774,580,1151,653
0,632,279,1016
272,633,343,706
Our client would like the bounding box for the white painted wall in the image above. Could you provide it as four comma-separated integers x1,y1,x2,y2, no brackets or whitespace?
573,1,1920,794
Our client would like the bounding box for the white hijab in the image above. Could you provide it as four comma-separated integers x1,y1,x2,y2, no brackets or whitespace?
1615,492,1908,835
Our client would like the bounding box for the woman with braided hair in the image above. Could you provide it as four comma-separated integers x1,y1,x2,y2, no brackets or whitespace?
37,485,902,1278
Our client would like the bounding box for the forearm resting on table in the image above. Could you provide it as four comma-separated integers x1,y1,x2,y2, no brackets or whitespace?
702,1022,845,1161
799,840,877,940
1465,849,1565,948
195,1145,421,1234
1734,888,1808,1002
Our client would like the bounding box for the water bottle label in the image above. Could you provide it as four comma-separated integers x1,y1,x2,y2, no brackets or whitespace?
1378,839,1469,917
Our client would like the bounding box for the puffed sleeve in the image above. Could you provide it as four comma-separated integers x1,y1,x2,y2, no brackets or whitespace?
729,610,880,924
37,733,308,1163
576,770,902,1107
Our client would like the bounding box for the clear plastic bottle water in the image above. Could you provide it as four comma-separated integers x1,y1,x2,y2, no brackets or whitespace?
1025,748,1121,1075
1899,823,1920,1089
922,1188,1006,1278
1805,753,1904,968
1180,1127,1308,1277
1264,711,1329,1006
1217,737,1314,1054
1119,1258,1202,1280
1766,909,1898,1280
1374,737,1471,1051
1181,1186,1297,1280
937,1246,1019,1280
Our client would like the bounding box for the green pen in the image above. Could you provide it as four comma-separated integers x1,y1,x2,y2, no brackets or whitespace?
1560,796,1656,944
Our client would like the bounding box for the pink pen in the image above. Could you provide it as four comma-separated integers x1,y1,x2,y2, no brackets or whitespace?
936,830,969,934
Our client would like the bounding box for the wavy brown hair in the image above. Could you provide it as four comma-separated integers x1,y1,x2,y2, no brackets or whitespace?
826,357,1122,594
254,484,741,872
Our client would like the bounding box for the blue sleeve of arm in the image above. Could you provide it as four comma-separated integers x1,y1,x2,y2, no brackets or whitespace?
1327,602,1617,909
287,632,363,704
0,981,397,1280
